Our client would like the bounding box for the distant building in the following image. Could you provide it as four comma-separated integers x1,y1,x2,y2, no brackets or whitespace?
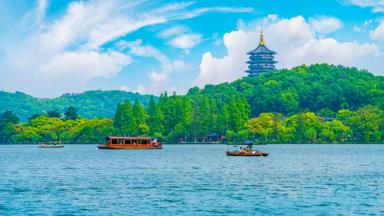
246,29,277,76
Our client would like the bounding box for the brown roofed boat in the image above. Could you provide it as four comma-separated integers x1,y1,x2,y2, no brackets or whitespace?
98,136,162,150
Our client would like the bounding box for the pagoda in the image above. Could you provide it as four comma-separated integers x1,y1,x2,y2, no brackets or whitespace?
246,29,277,76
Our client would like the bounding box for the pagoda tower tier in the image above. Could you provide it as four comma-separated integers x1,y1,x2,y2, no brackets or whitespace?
245,29,278,76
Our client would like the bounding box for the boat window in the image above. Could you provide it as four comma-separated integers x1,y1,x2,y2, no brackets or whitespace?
118,139,124,144
142,140,148,144
111,139,118,144
124,139,132,144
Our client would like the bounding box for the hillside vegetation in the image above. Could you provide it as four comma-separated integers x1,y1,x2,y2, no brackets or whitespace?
0,90,153,121
192,64,384,116
1,64,384,144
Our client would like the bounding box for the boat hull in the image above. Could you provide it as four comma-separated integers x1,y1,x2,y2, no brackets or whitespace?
226,151,268,157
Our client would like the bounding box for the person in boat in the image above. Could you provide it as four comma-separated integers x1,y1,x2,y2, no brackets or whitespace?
239,147,246,153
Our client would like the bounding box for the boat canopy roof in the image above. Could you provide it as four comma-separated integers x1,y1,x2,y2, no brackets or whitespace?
106,136,152,140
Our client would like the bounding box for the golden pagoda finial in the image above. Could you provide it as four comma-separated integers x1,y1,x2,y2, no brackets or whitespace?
259,26,265,46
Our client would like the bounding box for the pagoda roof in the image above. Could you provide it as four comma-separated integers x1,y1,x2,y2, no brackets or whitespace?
247,45,276,55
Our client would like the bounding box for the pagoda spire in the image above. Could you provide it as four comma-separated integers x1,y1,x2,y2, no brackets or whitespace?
259,27,265,46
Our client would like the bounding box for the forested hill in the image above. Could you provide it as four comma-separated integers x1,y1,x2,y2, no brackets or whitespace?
0,90,153,121
1,64,384,121
189,64,384,117
1,64,384,144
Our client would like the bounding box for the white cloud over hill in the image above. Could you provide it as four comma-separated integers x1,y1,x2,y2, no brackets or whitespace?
194,15,381,87
370,20,384,41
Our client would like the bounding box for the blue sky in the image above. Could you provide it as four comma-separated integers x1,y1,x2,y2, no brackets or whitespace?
0,0,384,97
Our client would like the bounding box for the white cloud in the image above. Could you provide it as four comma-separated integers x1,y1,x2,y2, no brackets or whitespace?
134,84,146,94
40,51,130,79
353,19,373,33
158,25,202,50
343,0,384,12
1,0,253,97
37,0,48,20
370,20,384,41
119,40,186,94
120,85,130,92
173,6,253,19
149,72,168,84
169,33,202,49
158,25,189,38
194,15,381,87
309,16,343,34
120,39,172,74
172,60,193,72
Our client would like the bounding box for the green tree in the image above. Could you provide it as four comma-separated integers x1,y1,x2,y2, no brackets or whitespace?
46,109,62,118
0,111,19,143
64,106,79,120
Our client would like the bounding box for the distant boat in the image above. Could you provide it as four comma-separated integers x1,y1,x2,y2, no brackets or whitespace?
226,141,268,157
98,136,162,150
38,144,64,148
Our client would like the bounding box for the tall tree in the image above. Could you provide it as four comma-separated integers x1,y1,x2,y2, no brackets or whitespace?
64,106,79,120
132,100,149,135
46,109,62,118
0,111,20,143
147,96,164,137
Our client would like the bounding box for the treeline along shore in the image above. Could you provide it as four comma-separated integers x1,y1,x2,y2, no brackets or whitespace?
1,64,384,144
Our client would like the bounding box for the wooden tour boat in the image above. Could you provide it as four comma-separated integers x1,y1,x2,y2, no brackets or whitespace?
98,136,162,150
226,141,268,157
39,144,64,148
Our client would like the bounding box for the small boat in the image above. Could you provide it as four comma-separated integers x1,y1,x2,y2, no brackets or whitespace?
226,141,268,157
98,136,162,150
226,151,269,157
39,144,64,148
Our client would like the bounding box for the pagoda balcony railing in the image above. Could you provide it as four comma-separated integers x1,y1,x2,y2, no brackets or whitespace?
248,66,276,70
249,56,276,61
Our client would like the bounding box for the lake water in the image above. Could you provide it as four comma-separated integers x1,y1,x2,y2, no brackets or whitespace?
0,144,383,215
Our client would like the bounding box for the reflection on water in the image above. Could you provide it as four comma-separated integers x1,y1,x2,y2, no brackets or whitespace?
0,144,384,215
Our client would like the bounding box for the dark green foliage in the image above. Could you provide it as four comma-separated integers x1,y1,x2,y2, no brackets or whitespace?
46,109,62,118
0,90,153,121
0,111,19,126
64,106,78,120
0,111,19,143
229,64,384,116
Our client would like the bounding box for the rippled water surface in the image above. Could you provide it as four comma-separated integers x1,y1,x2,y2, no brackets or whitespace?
1,144,384,215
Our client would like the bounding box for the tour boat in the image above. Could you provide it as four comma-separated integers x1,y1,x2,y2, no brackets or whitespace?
38,144,64,148
98,136,162,150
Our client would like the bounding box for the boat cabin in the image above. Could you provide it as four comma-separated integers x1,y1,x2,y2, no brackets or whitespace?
107,136,152,145
98,136,162,150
